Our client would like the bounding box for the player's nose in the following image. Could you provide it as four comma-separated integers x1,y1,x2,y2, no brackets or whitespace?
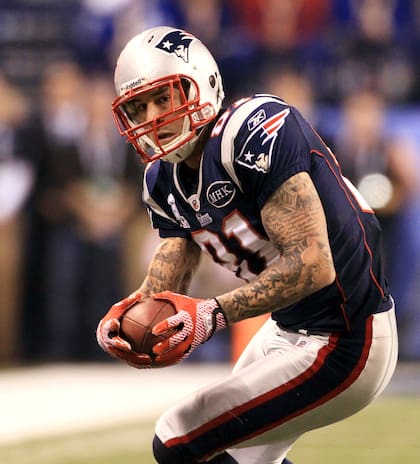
147,103,164,121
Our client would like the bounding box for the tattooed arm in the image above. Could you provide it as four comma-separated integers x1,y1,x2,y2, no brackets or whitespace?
217,171,336,324
139,236,202,297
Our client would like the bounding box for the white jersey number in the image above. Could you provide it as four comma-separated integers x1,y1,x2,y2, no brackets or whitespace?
192,210,278,281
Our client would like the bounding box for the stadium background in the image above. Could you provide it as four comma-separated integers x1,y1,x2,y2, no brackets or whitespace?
0,1,419,462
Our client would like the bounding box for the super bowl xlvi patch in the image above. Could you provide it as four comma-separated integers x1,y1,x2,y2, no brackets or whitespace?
237,108,290,173
206,181,236,208
156,30,194,63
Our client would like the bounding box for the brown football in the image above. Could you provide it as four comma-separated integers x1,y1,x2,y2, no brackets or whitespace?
120,298,176,358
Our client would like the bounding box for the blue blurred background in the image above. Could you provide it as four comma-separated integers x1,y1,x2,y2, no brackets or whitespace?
1,0,419,366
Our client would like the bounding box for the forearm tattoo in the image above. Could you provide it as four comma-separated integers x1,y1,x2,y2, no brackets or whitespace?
140,237,201,296
218,172,335,323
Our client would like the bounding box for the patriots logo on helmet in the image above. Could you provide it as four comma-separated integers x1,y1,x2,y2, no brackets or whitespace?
156,30,194,63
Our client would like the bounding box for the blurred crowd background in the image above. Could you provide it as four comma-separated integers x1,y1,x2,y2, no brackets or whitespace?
1,0,420,366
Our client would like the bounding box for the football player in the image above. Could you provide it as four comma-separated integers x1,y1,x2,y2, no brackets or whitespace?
97,26,398,464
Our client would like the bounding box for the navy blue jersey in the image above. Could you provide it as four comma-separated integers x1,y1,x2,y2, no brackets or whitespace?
143,95,391,333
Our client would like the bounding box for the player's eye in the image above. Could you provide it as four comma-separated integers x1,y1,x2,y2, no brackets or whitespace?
124,100,147,120
156,94,171,106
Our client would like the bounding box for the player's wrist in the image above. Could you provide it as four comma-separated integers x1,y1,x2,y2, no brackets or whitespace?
197,298,228,341
212,298,228,330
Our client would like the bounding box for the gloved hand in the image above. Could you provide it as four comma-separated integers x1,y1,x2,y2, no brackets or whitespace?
151,291,228,366
96,289,152,368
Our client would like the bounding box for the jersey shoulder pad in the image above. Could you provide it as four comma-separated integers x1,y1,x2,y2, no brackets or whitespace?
219,95,291,190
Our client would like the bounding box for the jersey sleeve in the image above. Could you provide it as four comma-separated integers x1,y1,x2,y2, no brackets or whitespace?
221,96,312,209
142,161,190,239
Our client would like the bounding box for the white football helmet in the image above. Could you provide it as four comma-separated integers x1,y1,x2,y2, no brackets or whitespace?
112,26,225,163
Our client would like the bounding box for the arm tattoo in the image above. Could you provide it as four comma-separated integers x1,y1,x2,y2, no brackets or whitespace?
140,237,201,296
218,172,335,323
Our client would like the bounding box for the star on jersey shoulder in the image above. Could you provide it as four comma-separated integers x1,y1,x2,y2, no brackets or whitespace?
243,151,254,162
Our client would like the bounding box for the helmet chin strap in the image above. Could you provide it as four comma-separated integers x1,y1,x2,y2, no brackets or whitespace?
139,118,197,163
165,122,212,165
162,132,198,163
158,110,202,163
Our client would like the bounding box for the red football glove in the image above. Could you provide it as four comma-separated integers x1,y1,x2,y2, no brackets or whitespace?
151,291,228,366
96,290,152,368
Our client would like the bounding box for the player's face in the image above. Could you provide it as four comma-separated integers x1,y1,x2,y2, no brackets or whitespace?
123,85,184,146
